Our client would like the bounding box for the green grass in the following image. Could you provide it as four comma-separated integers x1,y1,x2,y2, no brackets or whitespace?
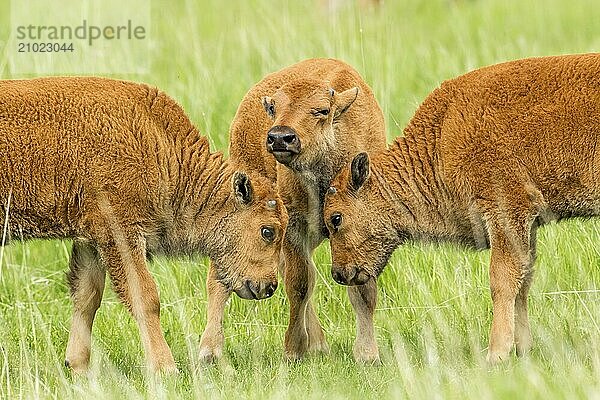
1,0,600,398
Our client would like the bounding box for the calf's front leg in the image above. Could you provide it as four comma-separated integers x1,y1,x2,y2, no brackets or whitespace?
199,261,231,362
347,279,379,362
283,238,329,359
65,241,106,373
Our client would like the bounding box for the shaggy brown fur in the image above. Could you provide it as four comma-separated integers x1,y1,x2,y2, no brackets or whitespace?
225,58,386,362
324,53,600,363
0,77,287,373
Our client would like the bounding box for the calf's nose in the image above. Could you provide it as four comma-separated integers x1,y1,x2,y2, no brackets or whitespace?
266,126,300,153
332,266,356,285
332,266,371,286
246,279,278,300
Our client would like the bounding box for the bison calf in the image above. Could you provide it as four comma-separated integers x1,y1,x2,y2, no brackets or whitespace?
229,59,386,362
0,77,287,373
324,53,600,363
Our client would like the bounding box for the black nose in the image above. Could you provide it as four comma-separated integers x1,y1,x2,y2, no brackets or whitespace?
266,126,301,154
332,266,371,286
246,280,278,300
332,267,356,285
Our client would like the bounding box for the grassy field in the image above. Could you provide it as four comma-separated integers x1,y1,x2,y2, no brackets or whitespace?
1,0,600,398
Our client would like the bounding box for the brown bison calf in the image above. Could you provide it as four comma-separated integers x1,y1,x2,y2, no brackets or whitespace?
324,53,600,363
0,77,287,373
226,59,386,362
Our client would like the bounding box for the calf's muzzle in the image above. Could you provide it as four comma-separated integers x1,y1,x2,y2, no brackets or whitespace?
266,126,301,165
235,279,278,300
331,265,371,286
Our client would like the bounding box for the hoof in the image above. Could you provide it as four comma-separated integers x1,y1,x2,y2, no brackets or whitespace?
308,339,330,355
285,340,329,361
515,334,533,357
151,362,179,375
353,348,380,364
284,351,303,362
486,349,511,364
64,358,89,374
199,345,222,364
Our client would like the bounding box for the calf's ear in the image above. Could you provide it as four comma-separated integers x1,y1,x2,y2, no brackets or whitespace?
262,96,275,119
233,171,253,204
334,87,359,119
350,152,370,191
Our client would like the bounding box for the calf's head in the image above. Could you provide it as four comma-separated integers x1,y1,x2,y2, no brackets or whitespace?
262,78,359,171
324,153,399,285
209,171,287,300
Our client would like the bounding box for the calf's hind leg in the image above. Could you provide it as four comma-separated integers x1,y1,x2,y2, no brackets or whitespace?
65,241,106,373
485,204,538,363
98,235,177,373
514,227,536,357
514,267,534,357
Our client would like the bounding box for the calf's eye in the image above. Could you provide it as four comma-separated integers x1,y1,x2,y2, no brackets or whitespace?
312,108,330,117
330,213,342,231
261,226,276,243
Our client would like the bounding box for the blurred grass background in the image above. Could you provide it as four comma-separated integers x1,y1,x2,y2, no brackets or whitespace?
1,0,600,398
